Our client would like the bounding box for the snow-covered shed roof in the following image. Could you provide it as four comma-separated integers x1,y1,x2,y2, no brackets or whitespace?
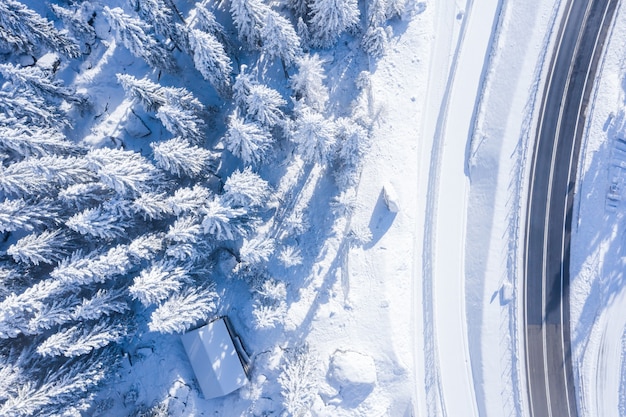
180,317,248,399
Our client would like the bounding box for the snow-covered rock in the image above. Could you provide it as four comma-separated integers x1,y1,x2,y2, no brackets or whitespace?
327,350,377,406
124,112,152,138
382,182,400,212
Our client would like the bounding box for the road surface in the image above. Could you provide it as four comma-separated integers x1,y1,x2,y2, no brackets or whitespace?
524,0,618,416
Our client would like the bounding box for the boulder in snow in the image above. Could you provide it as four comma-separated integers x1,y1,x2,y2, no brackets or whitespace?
327,350,377,406
382,182,400,212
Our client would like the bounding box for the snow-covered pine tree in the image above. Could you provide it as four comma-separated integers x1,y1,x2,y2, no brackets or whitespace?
252,299,286,329
50,3,97,49
333,117,370,188
166,184,211,216
7,229,71,266
222,114,273,165
278,345,320,416
128,233,164,261
129,0,179,42
0,0,80,57
201,197,251,240
117,73,204,113
308,0,360,47
0,198,59,233
37,318,128,357
290,106,337,164
26,295,79,335
232,66,253,108
290,54,329,111
165,215,202,244
230,0,270,49
148,285,218,333
156,103,206,144
0,63,86,105
132,192,173,220
260,10,301,65
51,245,133,286
151,136,216,178
278,245,303,267
188,28,232,94
66,205,130,239
0,120,76,158
287,0,309,20
0,348,112,416
245,83,286,127
86,147,160,196
239,236,274,264
361,25,389,58
71,288,130,321
59,182,114,210
0,155,94,198
0,88,64,127
103,6,175,71
129,259,191,306
0,278,65,338
117,73,167,111
194,2,228,44
223,167,270,208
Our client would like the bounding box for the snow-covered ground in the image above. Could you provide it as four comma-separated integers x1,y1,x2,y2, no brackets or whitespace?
570,2,626,416
2,0,625,415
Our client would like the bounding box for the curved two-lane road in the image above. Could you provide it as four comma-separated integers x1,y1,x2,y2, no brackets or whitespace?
524,0,618,416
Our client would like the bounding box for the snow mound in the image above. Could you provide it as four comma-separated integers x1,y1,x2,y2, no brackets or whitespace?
328,350,377,406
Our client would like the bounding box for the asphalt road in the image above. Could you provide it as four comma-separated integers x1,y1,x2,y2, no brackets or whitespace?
523,0,617,416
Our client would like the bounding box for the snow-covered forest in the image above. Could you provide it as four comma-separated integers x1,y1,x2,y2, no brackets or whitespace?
0,0,420,415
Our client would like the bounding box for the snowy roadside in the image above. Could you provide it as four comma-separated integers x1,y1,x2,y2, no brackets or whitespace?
569,2,626,416
464,0,566,416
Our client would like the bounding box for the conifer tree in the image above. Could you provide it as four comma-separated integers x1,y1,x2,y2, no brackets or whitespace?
0,63,85,105
260,11,301,65
188,28,232,94
201,198,251,240
129,0,179,42
151,136,216,177
66,205,130,239
0,89,64,126
129,259,191,306
290,54,329,111
148,285,218,333
7,230,70,266
86,147,159,195
132,192,173,220
223,167,270,208
245,83,286,127
308,0,360,47
71,288,130,321
0,121,76,158
156,103,206,144
117,73,204,113
166,185,211,216
0,198,59,233
37,319,128,357
0,349,111,416
51,245,133,286
222,114,273,165
290,106,337,164
165,215,202,244
103,6,175,71
0,0,80,57
50,3,97,48
230,0,270,48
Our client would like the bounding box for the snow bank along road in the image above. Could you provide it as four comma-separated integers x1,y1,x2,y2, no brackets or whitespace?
524,0,618,416
419,0,500,415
